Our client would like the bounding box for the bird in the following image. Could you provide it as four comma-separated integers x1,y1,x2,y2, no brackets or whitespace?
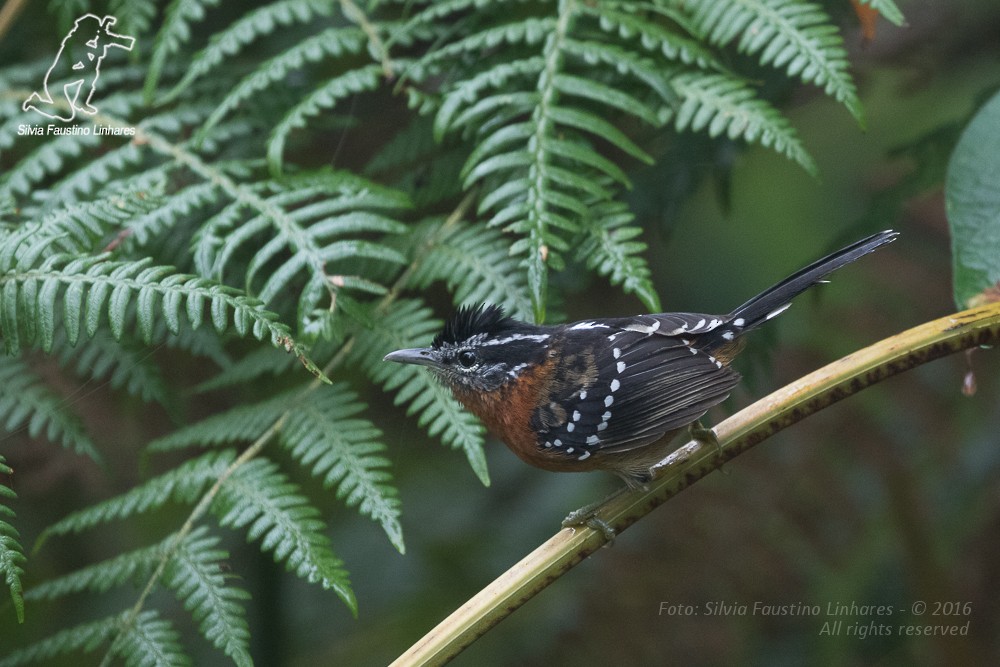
384,230,898,486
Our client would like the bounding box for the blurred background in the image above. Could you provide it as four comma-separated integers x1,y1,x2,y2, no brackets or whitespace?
3,1,1000,665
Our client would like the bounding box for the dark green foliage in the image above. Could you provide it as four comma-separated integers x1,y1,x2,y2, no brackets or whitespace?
0,0,896,663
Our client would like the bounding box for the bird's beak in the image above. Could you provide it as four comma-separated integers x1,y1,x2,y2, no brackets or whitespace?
383,347,439,368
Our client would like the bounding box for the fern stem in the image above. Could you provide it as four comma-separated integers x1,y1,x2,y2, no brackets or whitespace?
390,301,1000,667
524,0,576,323
102,415,290,667
339,0,393,79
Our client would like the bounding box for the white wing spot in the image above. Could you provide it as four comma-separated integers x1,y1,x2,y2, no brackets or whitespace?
612,347,621,359
544,441,552,448
721,331,735,341
690,347,698,355
586,435,600,445
570,321,609,330
554,439,562,447
616,361,626,374
602,411,611,421
695,318,706,329
766,303,792,320
597,422,608,431
566,447,575,454
610,379,620,392
578,450,591,461
567,423,575,432
572,410,581,422
733,317,745,327
579,389,588,400
709,318,722,329
604,395,614,407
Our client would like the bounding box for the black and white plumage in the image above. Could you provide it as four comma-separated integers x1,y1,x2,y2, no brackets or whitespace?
385,230,898,482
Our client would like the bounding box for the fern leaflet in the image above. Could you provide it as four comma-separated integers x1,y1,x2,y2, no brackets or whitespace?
214,457,356,613
164,528,251,667
0,455,25,624
282,387,404,553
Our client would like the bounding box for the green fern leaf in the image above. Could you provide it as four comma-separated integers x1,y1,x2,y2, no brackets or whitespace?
108,0,159,37
0,356,100,460
268,65,385,175
0,613,121,667
145,0,224,100
407,219,533,318
192,170,409,327
163,0,337,102
214,457,356,613
193,345,295,394
147,389,300,453
24,537,165,602
577,200,660,311
111,609,189,667
196,26,367,141
0,250,325,379
0,455,25,624
686,0,863,124
39,450,237,542
53,330,170,405
349,299,489,485
0,133,101,199
668,70,816,175
282,387,403,553
164,528,251,667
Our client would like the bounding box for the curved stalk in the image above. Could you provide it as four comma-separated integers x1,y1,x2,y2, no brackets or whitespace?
391,301,1000,667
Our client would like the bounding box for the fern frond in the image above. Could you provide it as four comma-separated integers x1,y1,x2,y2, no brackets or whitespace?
667,70,816,175
0,356,99,459
282,387,403,552
196,27,367,141
584,3,718,68
39,450,237,542
15,193,162,260
164,528,251,667
147,390,300,453
349,299,489,485
145,0,224,100
0,248,321,381
24,540,164,602
53,330,169,405
0,455,25,624
38,143,149,214
122,181,221,248
407,219,533,318
685,0,863,124
576,199,660,311
111,609,189,667
109,0,159,37
191,170,409,328
163,0,338,103
0,133,102,199
193,345,295,394
268,65,385,175
0,613,121,667
214,457,356,613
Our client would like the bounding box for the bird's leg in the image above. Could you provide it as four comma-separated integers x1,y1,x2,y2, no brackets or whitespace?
689,419,722,456
562,495,620,542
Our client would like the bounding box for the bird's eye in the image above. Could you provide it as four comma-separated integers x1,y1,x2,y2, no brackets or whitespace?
457,350,477,369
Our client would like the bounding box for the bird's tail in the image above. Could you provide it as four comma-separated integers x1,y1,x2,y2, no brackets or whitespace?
721,230,898,336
